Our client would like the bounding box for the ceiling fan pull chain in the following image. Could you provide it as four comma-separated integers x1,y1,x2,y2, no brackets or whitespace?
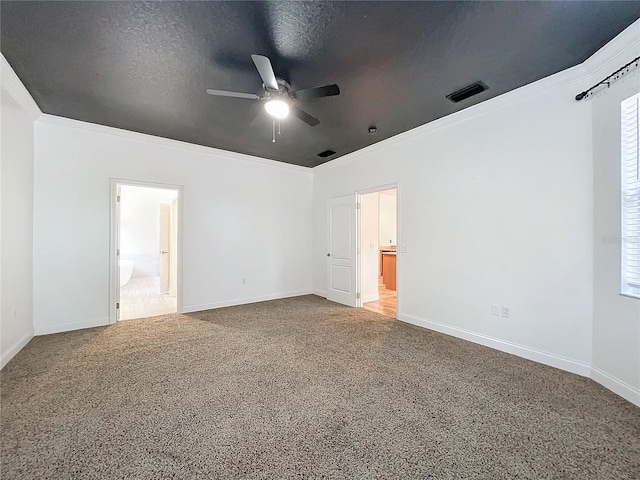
278,119,281,136
272,118,276,143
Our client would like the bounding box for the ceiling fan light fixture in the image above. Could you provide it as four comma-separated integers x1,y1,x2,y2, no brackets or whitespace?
264,99,290,119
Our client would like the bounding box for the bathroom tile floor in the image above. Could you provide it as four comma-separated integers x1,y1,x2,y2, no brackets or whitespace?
120,276,177,320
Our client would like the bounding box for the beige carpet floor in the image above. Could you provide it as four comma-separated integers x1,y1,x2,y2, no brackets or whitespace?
1,295,639,479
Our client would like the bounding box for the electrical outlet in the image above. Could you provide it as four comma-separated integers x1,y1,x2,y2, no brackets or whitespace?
502,306,511,318
491,304,501,316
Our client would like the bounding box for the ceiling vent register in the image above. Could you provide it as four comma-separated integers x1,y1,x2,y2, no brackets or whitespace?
317,149,336,158
446,81,489,103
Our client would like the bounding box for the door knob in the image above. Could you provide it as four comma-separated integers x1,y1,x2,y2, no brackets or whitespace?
160,251,168,254
327,253,331,257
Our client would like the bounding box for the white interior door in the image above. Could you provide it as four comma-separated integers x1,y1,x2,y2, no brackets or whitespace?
159,203,170,293
169,198,178,297
327,194,358,306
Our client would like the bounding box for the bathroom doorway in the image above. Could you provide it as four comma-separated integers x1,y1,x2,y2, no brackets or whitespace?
359,187,397,317
111,181,181,322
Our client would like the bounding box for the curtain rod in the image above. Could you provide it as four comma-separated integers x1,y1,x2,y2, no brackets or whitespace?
575,55,640,101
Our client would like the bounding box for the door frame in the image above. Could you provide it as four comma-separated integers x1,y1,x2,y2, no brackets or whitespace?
159,202,171,294
356,182,400,316
109,178,184,324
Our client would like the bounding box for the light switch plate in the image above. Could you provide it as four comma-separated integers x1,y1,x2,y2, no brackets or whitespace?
502,306,511,318
491,304,501,316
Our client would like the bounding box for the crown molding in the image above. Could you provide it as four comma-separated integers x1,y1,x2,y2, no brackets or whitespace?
36,114,312,174
6,18,638,176
314,62,589,173
314,19,640,174
582,18,640,78
1,54,42,122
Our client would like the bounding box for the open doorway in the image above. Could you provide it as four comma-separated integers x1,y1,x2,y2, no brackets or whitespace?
360,188,397,317
113,182,180,321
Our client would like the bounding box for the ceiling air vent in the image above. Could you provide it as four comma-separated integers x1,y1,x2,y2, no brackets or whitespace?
446,81,488,103
317,149,336,158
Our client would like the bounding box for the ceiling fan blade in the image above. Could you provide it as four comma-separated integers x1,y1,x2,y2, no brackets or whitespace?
206,89,259,100
293,84,340,100
251,54,279,91
291,106,320,127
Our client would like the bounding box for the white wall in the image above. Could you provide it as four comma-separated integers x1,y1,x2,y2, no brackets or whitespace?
0,57,41,367
378,190,397,246
314,65,595,376
589,25,640,405
361,192,380,302
33,116,314,334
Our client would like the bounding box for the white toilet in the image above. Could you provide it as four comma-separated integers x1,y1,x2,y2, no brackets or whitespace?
119,260,134,286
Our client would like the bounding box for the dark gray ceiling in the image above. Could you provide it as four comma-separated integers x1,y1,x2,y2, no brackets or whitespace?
2,1,639,167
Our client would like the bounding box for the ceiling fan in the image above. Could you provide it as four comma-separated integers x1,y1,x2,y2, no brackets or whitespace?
206,54,340,130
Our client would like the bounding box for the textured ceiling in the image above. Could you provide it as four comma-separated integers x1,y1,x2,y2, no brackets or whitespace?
2,1,639,167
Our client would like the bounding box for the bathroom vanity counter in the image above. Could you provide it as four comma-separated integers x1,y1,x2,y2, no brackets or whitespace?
379,245,397,275
382,251,396,291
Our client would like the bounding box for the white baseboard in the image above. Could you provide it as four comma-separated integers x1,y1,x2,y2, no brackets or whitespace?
1,328,34,369
398,313,591,377
182,289,313,313
591,367,640,407
362,293,380,303
34,317,110,336
312,289,327,298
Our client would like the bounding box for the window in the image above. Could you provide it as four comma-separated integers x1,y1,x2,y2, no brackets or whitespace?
621,92,640,298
